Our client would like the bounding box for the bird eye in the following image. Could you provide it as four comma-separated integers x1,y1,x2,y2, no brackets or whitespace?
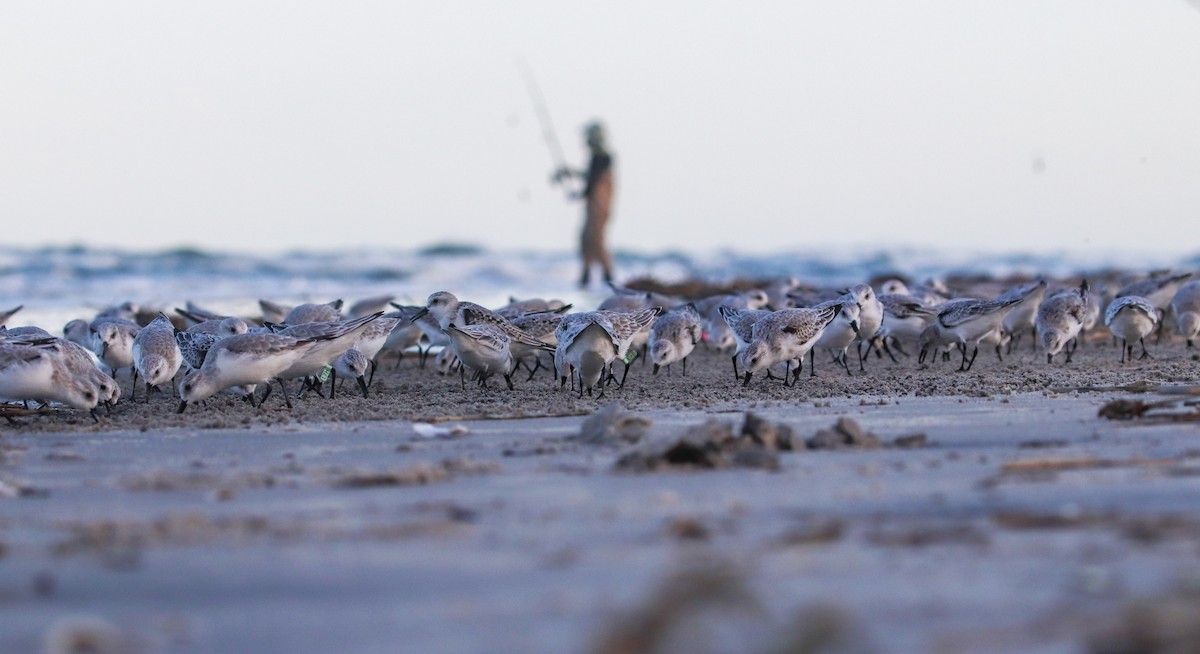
184,383,192,391
84,392,95,401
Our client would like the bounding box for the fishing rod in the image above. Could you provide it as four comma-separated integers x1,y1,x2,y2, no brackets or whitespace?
515,57,578,199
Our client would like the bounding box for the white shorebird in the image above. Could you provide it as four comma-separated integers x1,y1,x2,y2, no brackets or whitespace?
918,286,1034,371
89,317,140,379
0,342,100,416
388,303,444,368
738,304,842,387
416,292,550,348
283,300,343,325
1170,280,1200,347
178,313,381,412
131,314,182,400
509,309,568,380
649,304,703,376
1116,272,1192,308
555,308,661,396
831,284,881,371
718,306,771,380
811,300,861,376
1104,295,1159,363
444,323,542,390
996,279,1047,352
875,293,934,360
330,348,370,398
347,315,401,385
348,295,395,319
555,313,619,397
258,299,292,325
1036,281,1089,364
273,313,383,394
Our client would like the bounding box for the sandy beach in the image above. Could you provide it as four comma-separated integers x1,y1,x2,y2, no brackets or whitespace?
2,335,1200,652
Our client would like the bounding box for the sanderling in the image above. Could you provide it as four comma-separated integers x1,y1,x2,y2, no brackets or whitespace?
0,326,51,340
496,297,569,320
95,302,139,322
554,312,620,397
875,293,934,359
29,336,118,409
63,319,92,349
273,313,383,393
837,284,882,370
510,309,567,380
176,331,219,370
762,277,802,310
1036,281,1089,364
346,315,401,385
416,292,554,353
0,342,100,414
738,304,842,386
996,280,1047,352
330,348,370,398
555,307,661,396
175,310,249,337
284,299,343,325
89,317,140,379
131,314,183,400
0,305,22,328
881,279,950,306
178,313,381,412
348,295,395,319
597,307,664,385
1104,295,1159,363
920,288,1032,371
598,283,676,313
444,323,526,390
382,304,432,367
717,305,771,379
258,299,292,325
649,304,703,376
811,299,860,376
1170,281,1200,347
1116,272,1192,308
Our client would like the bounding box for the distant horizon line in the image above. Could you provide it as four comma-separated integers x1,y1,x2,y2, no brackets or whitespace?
2,241,1197,262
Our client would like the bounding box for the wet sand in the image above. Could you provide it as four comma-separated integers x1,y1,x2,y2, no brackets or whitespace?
2,337,1200,652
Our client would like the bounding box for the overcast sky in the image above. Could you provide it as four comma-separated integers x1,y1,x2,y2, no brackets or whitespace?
2,1,1198,255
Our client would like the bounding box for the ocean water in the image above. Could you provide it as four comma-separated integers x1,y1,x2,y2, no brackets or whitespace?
1,244,1196,331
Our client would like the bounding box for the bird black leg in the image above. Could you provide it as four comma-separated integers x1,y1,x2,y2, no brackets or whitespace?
618,361,632,389
964,346,979,371
1120,339,1127,364
277,378,293,408
1139,338,1151,359
330,369,337,400
809,349,817,377
504,373,514,390
682,356,687,376
258,382,273,407
731,354,739,381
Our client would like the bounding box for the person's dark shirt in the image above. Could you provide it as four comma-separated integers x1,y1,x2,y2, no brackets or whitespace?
583,151,613,199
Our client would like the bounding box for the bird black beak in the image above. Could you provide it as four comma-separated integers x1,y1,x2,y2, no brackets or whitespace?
652,363,660,375
177,400,188,414
410,308,429,323
357,376,369,399
742,371,753,387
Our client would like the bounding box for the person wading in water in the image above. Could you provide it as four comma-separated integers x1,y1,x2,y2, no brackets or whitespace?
555,122,615,288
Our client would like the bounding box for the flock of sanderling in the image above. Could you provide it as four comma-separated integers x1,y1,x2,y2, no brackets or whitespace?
1,271,1199,420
